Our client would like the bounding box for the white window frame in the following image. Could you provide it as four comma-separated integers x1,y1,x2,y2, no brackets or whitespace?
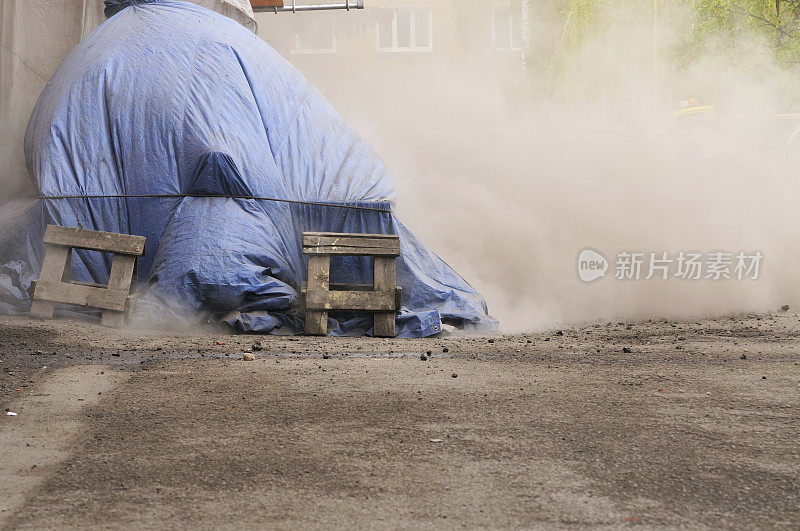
375,7,433,54
289,22,337,55
483,6,521,52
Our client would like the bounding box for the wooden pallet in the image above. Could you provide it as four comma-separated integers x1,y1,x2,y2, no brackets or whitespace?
30,225,146,328
302,232,401,337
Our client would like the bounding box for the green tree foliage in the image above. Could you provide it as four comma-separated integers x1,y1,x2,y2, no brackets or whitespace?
544,0,800,101
679,1,800,64
548,0,605,92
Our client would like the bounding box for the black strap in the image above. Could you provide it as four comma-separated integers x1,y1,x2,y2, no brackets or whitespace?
40,194,393,213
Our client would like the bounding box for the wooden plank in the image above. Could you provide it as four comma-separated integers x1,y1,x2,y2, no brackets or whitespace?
29,300,57,320
307,255,330,291
305,289,396,312
70,280,107,289
106,255,136,293
37,245,72,282
303,233,400,250
30,245,72,319
44,225,146,256
101,254,137,327
305,255,330,335
303,232,399,239
303,245,400,257
33,281,129,312
301,283,402,311
373,256,397,337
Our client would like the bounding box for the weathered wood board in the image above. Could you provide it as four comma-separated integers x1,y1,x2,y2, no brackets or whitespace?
302,232,400,337
31,225,145,328
44,225,146,256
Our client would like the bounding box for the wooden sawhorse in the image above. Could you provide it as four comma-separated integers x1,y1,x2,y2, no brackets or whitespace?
31,225,146,327
302,232,401,337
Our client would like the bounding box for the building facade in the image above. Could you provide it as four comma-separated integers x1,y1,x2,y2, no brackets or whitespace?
254,1,537,103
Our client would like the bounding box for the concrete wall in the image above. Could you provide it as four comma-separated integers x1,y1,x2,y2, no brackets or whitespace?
0,0,105,202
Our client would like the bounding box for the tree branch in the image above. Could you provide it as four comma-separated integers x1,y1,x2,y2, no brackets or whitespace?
730,2,799,39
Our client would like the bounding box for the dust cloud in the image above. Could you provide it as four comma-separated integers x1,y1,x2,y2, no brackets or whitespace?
258,3,800,331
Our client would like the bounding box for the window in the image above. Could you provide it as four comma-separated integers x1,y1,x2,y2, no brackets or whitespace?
478,6,521,51
376,8,432,53
289,18,336,54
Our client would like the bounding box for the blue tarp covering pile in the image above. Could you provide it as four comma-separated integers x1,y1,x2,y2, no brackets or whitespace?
0,0,497,336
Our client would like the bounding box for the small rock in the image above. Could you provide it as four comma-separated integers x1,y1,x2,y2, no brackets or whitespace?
242,352,256,361
740,354,747,360
623,347,632,353
322,354,330,359
555,330,564,336
420,354,427,361
762,376,767,380
34,350,43,355
451,373,458,378
442,347,449,353
544,337,550,342
430,439,443,443
780,305,790,312
426,350,432,355
252,342,263,352
488,339,495,344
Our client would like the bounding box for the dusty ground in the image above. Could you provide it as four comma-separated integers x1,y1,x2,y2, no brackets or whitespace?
0,313,798,529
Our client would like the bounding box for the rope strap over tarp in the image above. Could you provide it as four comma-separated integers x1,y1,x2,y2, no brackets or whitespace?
39,194,394,213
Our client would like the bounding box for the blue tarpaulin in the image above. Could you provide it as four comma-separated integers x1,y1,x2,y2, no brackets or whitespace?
0,0,497,336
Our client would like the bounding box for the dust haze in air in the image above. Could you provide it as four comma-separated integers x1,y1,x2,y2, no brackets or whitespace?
258,2,800,331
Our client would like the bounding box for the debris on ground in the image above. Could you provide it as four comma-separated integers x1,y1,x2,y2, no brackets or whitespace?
242,353,255,361
6,411,18,416
623,347,632,353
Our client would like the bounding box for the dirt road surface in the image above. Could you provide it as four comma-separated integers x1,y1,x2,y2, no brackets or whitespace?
1,313,798,528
